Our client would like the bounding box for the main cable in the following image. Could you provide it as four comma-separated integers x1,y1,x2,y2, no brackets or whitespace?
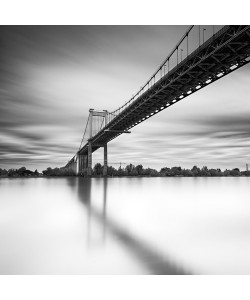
78,114,90,152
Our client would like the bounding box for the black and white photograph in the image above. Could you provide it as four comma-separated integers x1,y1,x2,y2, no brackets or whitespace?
1,1,250,298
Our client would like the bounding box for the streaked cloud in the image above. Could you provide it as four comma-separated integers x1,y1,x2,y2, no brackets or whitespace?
1,26,250,171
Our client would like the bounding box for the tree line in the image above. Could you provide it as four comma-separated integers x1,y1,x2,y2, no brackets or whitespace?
0,167,40,177
1,164,250,177
89,163,250,177
0,166,75,177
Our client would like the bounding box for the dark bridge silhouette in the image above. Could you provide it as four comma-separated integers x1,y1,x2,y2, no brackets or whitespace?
66,25,250,175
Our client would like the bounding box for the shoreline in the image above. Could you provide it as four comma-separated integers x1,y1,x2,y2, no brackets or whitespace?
1,175,249,179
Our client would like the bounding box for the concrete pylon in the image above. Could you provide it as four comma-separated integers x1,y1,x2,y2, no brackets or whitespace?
76,154,80,174
89,109,94,138
103,111,108,176
87,109,109,177
87,141,92,176
103,143,108,176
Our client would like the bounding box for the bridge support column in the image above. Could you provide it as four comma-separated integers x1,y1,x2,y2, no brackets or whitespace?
80,154,83,175
103,143,108,176
88,141,92,176
76,154,80,175
83,155,88,174
76,154,88,175
71,156,77,174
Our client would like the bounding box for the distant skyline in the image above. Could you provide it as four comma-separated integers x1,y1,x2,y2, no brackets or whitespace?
1,25,250,172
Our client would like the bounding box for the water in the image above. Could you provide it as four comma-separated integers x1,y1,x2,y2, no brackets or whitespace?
0,177,250,274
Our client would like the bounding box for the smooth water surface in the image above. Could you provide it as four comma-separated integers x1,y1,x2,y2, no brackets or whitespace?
0,177,250,274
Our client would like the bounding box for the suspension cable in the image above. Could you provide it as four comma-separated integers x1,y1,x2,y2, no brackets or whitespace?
78,114,90,151
109,25,194,116
100,117,104,130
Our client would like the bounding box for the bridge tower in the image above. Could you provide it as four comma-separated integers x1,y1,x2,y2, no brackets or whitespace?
87,109,108,176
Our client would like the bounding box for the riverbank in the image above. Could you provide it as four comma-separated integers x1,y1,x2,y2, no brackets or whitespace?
1,164,250,178
1,174,250,179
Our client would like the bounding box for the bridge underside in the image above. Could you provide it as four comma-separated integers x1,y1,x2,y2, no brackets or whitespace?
66,144,107,176
66,25,250,175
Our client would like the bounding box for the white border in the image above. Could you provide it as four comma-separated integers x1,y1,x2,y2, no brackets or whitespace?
1,0,250,25
1,275,250,300
1,1,250,299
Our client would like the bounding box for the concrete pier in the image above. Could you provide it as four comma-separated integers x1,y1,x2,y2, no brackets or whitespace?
103,143,107,176
88,141,92,176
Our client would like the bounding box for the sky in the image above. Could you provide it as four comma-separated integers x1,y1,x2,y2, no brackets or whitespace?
0,25,250,172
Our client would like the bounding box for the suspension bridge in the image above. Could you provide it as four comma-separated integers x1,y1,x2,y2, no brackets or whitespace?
65,25,250,176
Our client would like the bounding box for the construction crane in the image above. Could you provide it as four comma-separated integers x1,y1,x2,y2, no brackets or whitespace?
109,162,126,169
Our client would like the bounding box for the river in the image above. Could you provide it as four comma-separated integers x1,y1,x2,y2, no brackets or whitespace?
0,177,250,274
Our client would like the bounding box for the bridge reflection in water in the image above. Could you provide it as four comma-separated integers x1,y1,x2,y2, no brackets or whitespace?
2,177,249,274
70,177,191,275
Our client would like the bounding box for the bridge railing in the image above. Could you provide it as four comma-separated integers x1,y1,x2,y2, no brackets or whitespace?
106,25,225,124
